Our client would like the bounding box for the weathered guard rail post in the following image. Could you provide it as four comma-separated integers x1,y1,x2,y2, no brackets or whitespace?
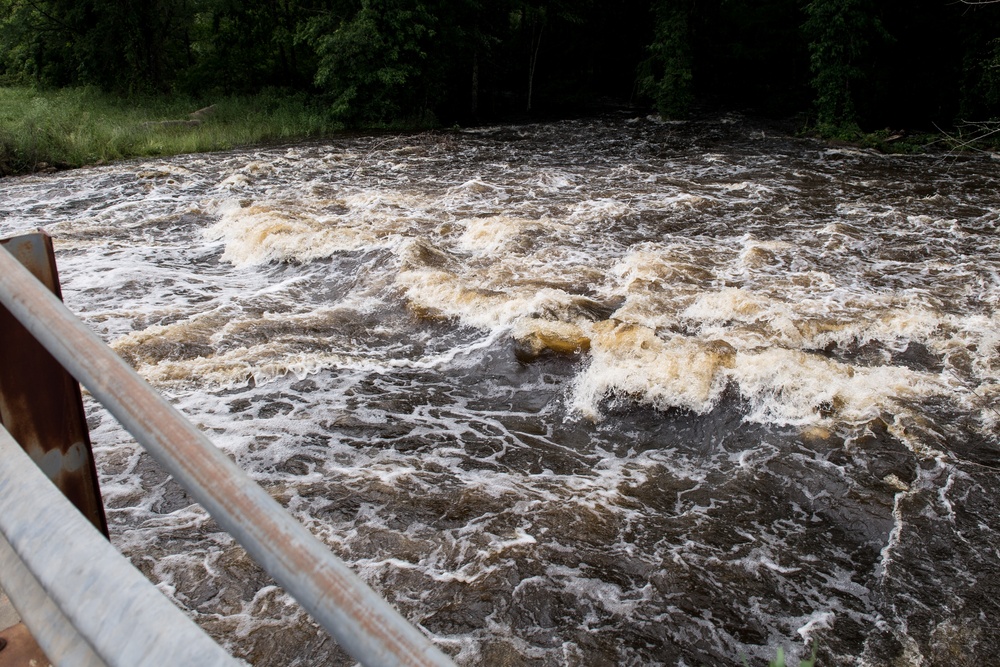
0,234,456,667
0,232,107,536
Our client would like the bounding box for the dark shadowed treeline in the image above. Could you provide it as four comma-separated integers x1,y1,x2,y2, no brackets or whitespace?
1,0,999,132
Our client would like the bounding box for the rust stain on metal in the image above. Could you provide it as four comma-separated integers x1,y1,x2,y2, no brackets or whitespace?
0,622,51,667
0,231,108,538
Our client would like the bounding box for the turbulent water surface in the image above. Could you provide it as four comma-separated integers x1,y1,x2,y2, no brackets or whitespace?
2,116,999,666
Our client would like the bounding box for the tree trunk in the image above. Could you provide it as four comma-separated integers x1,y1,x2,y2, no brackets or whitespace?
471,51,479,116
527,24,543,112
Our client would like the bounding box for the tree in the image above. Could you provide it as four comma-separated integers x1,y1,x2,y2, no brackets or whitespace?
637,0,694,118
301,0,442,124
181,0,311,94
0,0,195,92
802,0,888,132
509,1,546,112
956,2,1000,120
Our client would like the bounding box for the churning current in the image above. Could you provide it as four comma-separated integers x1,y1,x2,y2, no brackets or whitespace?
2,115,999,666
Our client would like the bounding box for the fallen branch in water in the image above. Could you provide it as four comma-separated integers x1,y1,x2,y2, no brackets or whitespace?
141,104,216,130
933,119,1000,154
141,119,201,129
349,136,397,179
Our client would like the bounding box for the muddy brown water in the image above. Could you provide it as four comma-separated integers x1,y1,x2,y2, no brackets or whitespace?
2,114,999,665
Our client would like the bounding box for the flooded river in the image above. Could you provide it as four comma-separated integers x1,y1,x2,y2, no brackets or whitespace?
2,115,999,665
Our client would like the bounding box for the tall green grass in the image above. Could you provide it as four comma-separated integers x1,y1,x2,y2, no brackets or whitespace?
0,87,343,176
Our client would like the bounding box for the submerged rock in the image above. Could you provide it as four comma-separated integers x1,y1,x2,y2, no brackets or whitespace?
513,319,591,361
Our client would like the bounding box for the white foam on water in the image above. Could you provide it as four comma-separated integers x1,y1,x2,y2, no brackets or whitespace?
565,197,633,224
456,215,562,254
732,348,936,426
570,323,733,419
530,169,578,192
204,198,402,267
4,118,1000,666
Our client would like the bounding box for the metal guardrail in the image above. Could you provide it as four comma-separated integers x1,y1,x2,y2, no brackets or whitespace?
0,237,456,667
0,423,240,666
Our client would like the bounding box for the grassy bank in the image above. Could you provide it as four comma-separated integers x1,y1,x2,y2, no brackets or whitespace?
0,87,343,176
804,118,1000,155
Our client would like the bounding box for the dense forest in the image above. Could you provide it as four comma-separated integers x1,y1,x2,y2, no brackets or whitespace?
1,0,999,133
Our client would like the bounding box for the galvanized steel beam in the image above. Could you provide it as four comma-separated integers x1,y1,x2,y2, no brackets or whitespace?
0,423,238,667
0,232,108,536
0,241,455,667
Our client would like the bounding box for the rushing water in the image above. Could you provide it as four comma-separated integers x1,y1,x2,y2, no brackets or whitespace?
2,115,999,666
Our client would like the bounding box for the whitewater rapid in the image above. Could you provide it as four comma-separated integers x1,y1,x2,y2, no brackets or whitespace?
1,115,998,665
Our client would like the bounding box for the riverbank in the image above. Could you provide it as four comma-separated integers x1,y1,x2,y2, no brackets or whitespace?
0,87,345,177
2,87,994,179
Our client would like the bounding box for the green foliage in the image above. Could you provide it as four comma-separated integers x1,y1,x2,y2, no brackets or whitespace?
638,0,693,119
303,0,442,126
960,34,1000,120
802,0,889,132
0,0,649,122
0,0,195,92
1,0,999,134
179,0,321,95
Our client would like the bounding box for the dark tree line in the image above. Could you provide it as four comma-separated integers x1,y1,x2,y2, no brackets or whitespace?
1,0,999,130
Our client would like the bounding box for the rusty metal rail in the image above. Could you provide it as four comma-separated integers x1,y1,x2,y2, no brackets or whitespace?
0,233,107,536
0,240,455,667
